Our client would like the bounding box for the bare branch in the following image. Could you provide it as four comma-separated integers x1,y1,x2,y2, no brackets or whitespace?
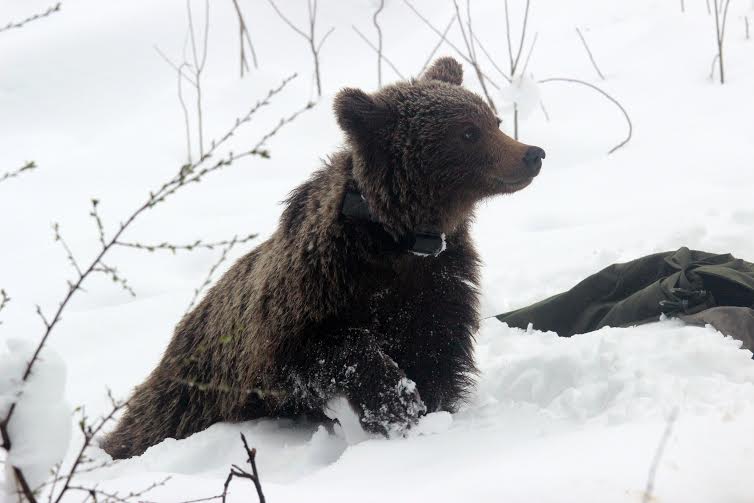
642,409,679,503
712,0,732,83
575,27,605,80
420,17,456,74
451,0,497,111
53,222,84,277
115,232,257,254
0,161,37,185
185,235,243,313
402,1,472,66
94,262,136,297
187,0,210,156
538,77,633,155
222,434,265,503
0,3,61,34
231,0,259,77
352,26,405,80
510,0,531,75
520,32,538,75
267,0,334,97
153,46,197,87
51,395,128,503
89,199,106,247
67,477,171,503
372,0,386,86
471,32,512,83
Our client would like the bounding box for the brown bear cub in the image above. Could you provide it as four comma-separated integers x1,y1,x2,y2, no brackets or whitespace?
102,57,545,459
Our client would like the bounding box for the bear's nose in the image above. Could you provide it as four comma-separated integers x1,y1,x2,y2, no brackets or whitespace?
522,146,546,177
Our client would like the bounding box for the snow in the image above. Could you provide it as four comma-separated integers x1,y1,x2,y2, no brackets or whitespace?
2,0,754,501
0,340,71,494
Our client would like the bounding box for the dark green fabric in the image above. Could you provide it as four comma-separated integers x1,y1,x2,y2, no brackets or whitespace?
496,247,754,337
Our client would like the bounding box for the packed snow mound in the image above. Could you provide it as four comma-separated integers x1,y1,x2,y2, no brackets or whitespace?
0,339,71,494
476,319,754,425
85,320,754,502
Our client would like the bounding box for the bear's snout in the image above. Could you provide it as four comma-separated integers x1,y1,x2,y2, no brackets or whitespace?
522,146,546,178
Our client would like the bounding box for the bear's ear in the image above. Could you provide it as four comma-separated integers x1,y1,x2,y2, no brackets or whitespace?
421,57,463,85
334,87,390,140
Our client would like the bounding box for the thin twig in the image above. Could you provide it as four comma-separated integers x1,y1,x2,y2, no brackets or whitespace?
352,26,405,80
471,32,512,83
402,0,499,91
115,232,257,254
52,394,127,503
267,0,334,98
0,3,61,34
67,477,171,503
185,236,242,313
187,0,210,156
0,161,37,185
746,16,750,41
575,27,605,80
373,0,385,86
221,434,265,503
231,0,259,77
503,0,532,139
520,32,538,75
712,0,732,84
89,199,106,247
451,0,497,111
538,77,633,155
420,17,456,73
642,409,679,503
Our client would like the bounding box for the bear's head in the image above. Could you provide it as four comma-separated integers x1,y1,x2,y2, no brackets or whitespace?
334,56,545,238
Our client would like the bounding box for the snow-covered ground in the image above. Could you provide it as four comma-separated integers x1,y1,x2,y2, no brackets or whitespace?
1,0,754,501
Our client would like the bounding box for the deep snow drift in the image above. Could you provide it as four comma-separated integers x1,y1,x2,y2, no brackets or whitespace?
1,0,754,501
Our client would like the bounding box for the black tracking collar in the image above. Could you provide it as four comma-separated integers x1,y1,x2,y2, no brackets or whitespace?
340,190,446,257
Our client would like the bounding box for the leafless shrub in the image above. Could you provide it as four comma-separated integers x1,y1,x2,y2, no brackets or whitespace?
266,0,335,98
231,0,259,77
452,0,500,112
503,0,534,138
0,74,311,502
680,0,686,13
0,161,37,185
642,408,679,503
711,0,732,83
538,77,633,155
155,0,211,163
575,27,605,80
221,433,266,503
0,3,61,34
403,0,500,110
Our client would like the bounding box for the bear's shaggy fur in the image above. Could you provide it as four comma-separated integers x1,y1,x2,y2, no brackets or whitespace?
102,57,543,459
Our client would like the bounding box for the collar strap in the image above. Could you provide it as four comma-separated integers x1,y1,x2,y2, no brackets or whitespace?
341,190,446,257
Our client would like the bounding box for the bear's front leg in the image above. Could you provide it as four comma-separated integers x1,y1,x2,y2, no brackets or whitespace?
292,329,426,436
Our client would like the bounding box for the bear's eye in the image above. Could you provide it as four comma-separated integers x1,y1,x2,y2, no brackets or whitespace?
461,125,480,143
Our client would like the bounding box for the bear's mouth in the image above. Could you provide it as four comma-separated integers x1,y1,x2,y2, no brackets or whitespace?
493,176,533,193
